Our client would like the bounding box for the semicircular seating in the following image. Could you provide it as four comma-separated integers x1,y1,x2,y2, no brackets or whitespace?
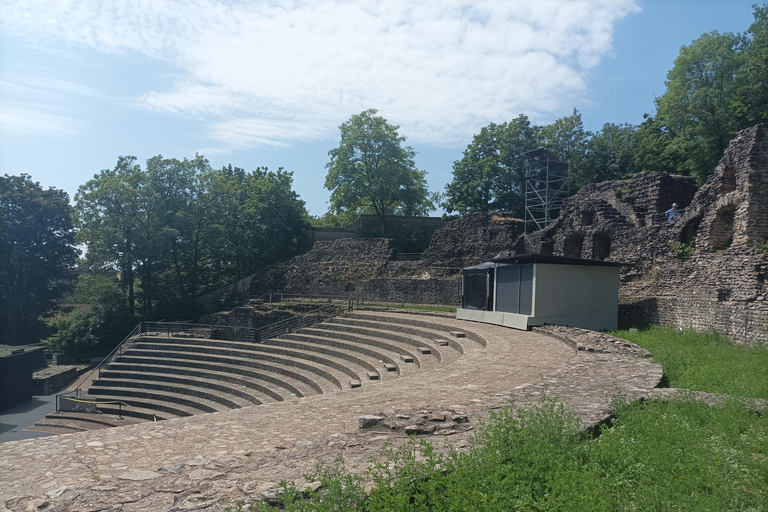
85,311,485,422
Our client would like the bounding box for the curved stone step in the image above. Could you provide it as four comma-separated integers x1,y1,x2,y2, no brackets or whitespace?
114,355,310,399
311,322,446,362
83,391,194,420
124,345,345,392
88,380,230,412
346,311,488,348
295,327,430,370
264,337,396,379
106,361,286,402
97,370,265,407
329,316,469,357
131,340,362,388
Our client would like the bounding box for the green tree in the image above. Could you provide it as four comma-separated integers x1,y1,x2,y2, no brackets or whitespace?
45,274,134,361
0,174,78,345
540,109,592,189
442,115,539,217
75,156,145,316
740,4,768,125
583,122,641,184
325,109,434,236
655,31,743,182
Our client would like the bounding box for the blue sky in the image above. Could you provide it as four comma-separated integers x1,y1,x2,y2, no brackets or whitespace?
0,0,761,217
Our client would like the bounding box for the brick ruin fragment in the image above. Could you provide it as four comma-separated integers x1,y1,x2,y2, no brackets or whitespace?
525,124,768,343
245,124,767,343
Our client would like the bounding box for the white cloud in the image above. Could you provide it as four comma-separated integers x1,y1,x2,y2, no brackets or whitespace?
1,0,640,148
0,105,80,140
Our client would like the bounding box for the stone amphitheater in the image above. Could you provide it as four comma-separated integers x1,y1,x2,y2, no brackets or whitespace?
2,124,766,511
1,307,665,511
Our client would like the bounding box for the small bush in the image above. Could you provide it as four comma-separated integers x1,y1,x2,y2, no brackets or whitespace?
672,241,695,260
754,239,768,254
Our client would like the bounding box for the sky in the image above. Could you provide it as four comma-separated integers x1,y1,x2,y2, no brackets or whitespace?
0,0,762,217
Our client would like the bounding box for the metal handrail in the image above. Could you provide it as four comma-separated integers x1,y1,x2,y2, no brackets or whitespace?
254,291,352,304
73,322,143,394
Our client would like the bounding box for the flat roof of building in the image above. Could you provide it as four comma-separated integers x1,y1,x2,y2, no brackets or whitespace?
488,253,624,267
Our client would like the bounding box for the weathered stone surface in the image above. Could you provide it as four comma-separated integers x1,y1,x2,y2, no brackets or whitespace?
525,124,768,344
0,313,668,511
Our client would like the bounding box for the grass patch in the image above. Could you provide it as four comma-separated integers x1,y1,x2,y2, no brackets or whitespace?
612,326,768,399
234,396,768,511
361,303,456,313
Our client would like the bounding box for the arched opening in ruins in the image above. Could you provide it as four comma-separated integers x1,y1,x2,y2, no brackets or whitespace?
680,215,703,246
708,205,736,251
563,232,584,258
591,232,611,260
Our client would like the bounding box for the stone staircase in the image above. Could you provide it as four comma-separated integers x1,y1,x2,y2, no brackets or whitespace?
74,311,484,424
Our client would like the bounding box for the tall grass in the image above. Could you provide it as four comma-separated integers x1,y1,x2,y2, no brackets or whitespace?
239,397,767,512
612,326,768,399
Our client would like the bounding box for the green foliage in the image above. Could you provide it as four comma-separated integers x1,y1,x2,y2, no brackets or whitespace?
0,174,78,345
442,115,538,216
325,109,435,236
672,241,695,260
612,326,768,399
45,274,135,362
655,31,744,182
754,239,768,253
253,394,767,511
76,156,310,320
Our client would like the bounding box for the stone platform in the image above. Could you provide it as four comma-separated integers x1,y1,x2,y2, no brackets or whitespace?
0,314,663,512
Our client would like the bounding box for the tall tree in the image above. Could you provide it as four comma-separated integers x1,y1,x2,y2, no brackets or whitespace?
540,109,591,189
740,4,768,126
583,122,641,184
655,31,742,182
442,115,538,216
75,156,145,316
325,109,434,236
0,174,78,345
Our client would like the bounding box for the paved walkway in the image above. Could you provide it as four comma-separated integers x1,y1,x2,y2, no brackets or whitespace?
0,315,662,512
0,396,56,443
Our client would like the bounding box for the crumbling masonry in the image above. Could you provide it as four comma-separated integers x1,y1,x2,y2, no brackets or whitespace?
247,125,767,344
525,124,768,343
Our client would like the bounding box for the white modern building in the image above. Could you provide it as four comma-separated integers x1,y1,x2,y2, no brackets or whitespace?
457,254,621,331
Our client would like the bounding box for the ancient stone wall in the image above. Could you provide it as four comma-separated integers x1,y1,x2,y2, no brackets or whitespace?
526,124,768,343
354,278,461,305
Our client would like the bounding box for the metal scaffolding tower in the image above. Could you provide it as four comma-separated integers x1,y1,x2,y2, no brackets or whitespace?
524,148,570,234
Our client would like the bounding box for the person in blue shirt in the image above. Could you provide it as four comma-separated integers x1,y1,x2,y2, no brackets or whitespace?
666,203,679,222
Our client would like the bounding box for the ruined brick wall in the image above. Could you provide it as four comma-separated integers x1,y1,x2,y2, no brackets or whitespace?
354,278,461,305
422,212,525,267
526,124,768,343
247,237,462,304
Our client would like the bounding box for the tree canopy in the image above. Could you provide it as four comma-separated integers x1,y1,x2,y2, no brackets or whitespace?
76,156,310,319
0,174,78,345
325,109,434,235
443,115,538,217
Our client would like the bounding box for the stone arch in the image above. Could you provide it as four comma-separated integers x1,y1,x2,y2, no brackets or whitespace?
679,215,703,246
591,232,611,260
563,232,584,258
708,205,736,251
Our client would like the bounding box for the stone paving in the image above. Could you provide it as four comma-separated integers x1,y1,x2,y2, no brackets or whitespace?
0,313,664,512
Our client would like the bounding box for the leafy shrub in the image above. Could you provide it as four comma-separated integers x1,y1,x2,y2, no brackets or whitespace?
672,241,695,260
